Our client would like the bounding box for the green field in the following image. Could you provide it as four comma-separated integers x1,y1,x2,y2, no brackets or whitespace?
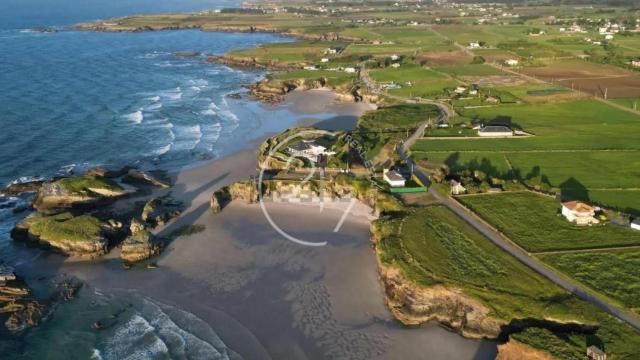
540,250,640,314
412,99,640,213
370,64,459,98
376,205,640,359
457,192,640,252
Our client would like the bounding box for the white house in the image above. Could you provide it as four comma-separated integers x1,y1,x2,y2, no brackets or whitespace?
478,125,513,137
383,169,406,187
587,345,607,360
450,180,466,195
631,219,640,231
468,42,481,49
631,58,640,67
390,54,400,61
391,63,401,68
505,59,519,66
303,65,319,71
287,140,333,164
561,201,599,225
327,48,338,54
605,34,614,40
344,67,357,73
321,58,330,63
455,86,468,94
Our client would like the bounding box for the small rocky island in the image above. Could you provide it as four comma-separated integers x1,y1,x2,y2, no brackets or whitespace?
7,167,182,265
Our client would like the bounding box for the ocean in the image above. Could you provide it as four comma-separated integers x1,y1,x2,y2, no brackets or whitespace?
0,1,339,358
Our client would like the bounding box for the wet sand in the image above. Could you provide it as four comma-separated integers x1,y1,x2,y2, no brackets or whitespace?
9,90,497,359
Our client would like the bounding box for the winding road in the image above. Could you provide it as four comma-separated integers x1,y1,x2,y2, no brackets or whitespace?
360,62,640,331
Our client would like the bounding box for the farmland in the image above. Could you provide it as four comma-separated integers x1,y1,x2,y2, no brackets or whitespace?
413,100,640,213
540,250,640,314
376,205,640,360
457,192,640,252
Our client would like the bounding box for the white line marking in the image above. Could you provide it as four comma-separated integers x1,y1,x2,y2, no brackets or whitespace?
334,198,357,233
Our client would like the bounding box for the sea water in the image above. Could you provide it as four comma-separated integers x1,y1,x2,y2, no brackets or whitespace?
0,0,310,358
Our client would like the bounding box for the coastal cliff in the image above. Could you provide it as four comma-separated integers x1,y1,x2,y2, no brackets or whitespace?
371,228,504,339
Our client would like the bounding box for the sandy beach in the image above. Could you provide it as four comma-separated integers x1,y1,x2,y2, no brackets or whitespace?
8,90,497,359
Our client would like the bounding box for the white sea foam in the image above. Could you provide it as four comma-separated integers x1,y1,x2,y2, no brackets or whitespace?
124,109,144,124
172,125,202,151
201,109,217,116
101,314,170,360
99,297,232,360
153,144,172,156
145,102,162,111
90,349,103,360
159,87,182,101
146,96,161,102
220,110,240,123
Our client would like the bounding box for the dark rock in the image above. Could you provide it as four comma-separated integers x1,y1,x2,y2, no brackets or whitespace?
1,179,45,197
123,169,171,188
173,51,201,58
120,228,163,264
141,196,183,227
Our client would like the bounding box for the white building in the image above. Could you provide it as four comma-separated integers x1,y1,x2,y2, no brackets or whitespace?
391,63,401,68
455,86,468,94
287,140,333,164
478,125,513,137
344,67,357,73
390,54,400,61
303,65,319,71
632,58,640,67
450,180,466,195
327,48,338,54
383,169,406,187
631,219,640,231
605,34,614,40
321,58,329,63
505,59,519,66
561,201,599,226
468,42,481,49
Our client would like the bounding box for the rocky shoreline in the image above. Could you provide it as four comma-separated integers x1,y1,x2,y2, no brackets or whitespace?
5,167,182,263
74,20,364,43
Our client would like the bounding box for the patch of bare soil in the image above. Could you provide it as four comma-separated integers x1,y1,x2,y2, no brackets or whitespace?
418,51,472,66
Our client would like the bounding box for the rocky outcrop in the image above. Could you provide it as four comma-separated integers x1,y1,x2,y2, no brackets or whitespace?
141,196,183,227
120,219,163,264
210,181,258,213
497,340,557,360
123,169,171,188
377,264,503,339
0,267,46,333
1,179,45,197
12,213,110,259
33,175,127,214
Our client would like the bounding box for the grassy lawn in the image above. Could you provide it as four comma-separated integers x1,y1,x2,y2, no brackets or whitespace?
369,64,459,98
540,249,640,314
26,213,104,243
413,100,640,152
58,175,123,195
504,151,640,189
228,41,345,63
376,205,640,359
411,99,640,213
457,192,640,252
